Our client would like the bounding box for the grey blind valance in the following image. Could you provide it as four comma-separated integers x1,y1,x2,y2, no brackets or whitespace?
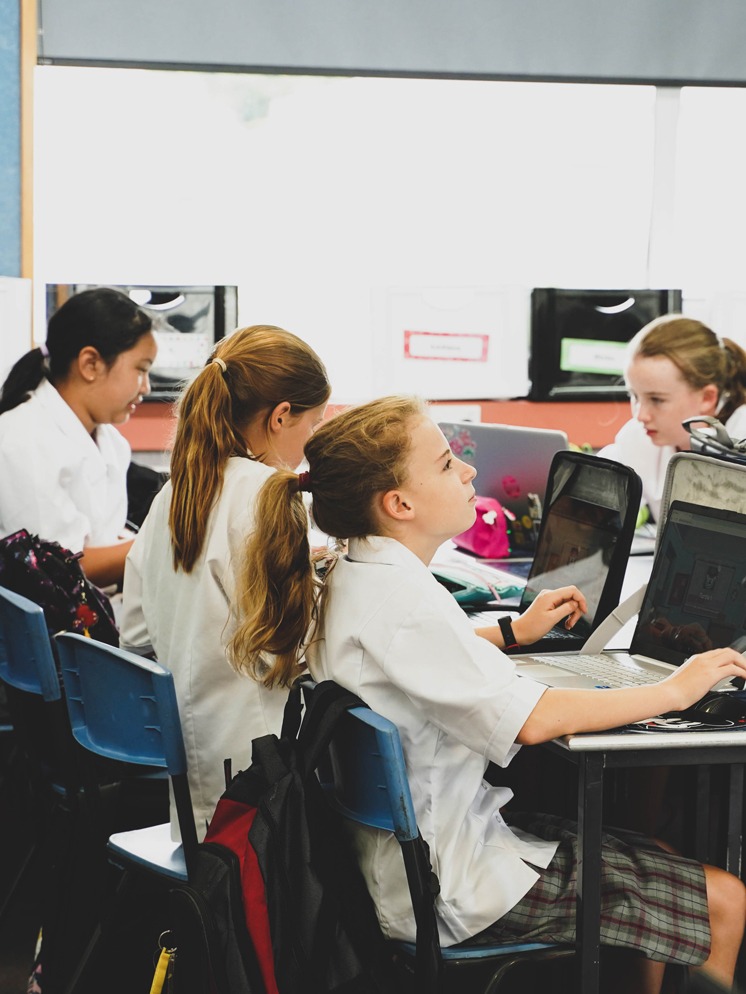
38,0,746,86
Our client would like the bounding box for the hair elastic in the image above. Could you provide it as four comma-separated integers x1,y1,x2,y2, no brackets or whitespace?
212,356,227,373
39,343,50,359
297,471,312,493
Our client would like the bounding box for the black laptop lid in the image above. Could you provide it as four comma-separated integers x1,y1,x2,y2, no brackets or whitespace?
630,500,746,665
518,451,642,645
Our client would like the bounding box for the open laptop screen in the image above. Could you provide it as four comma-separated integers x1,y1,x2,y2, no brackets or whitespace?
438,420,567,530
521,494,623,640
630,501,746,666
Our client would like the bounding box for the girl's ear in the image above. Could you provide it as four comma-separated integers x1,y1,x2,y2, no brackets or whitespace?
77,346,104,383
700,383,719,416
268,400,292,433
380,488,413,522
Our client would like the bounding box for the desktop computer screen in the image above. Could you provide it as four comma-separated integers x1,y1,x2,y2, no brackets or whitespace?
529,287,681,401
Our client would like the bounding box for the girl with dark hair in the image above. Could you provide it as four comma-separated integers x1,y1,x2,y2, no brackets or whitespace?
120,324,331,837
0,287,156,586
230,395,746,992
600,315,746,520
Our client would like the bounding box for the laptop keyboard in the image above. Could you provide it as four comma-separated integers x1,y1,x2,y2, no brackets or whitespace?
524,653,660,689
546,626,580,641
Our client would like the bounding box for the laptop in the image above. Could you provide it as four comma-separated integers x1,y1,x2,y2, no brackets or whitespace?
469,450,642,652
513,499,746,689
438,421,568,554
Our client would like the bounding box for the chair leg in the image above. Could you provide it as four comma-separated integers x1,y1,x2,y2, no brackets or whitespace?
0,749,57,929
0,838,39,922
59,868,134,994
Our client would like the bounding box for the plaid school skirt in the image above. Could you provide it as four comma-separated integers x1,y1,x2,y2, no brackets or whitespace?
463,812,711,966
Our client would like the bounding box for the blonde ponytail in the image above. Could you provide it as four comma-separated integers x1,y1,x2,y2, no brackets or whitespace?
228,395,426,688
167,324,330,574
228,471,316,688
169,362,248,572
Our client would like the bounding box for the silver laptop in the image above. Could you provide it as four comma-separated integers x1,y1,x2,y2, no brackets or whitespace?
439,421,568,553
513,500,746,690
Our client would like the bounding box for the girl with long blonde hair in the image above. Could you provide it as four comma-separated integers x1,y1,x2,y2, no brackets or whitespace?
121,324,330,836
231,395,746,992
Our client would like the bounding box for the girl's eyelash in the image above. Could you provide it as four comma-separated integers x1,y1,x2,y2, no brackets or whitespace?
444,458,452,470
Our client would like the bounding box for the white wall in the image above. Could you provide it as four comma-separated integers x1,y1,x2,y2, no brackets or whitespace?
32,68,746,402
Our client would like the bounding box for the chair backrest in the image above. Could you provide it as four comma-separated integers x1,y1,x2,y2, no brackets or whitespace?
0,585,89,798
317,697,443,991
0,585,61,701
55,632,199,870
319,704,419,841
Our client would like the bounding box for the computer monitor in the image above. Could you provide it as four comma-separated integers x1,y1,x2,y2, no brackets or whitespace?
528,287,681,401
45,283,239,399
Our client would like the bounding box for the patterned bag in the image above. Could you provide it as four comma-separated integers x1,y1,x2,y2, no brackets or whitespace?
0,528,118,645
453,496,510,558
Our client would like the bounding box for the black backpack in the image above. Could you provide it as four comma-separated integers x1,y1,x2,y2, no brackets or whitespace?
0,528,118,645
168,681,391,994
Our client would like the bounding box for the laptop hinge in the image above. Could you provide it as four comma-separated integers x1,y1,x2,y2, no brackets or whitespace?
581,584,648,655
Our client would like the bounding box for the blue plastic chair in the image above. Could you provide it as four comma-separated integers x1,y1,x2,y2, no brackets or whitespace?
317,696,573,994
55,631,198,881
0,585,83,924
54,632,198,994
0,584,61,703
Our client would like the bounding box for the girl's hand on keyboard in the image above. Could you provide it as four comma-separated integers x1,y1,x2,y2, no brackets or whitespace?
665,648,746,711
514,585,588,646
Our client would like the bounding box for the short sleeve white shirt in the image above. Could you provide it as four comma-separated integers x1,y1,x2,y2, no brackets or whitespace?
120,456,289,838
0,378,130,551
307,536,555,947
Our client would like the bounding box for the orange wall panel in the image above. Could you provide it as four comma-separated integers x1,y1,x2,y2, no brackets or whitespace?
118,397,631,453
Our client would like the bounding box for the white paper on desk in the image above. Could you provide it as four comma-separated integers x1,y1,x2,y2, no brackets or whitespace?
580,583,647,655
627,716,737,732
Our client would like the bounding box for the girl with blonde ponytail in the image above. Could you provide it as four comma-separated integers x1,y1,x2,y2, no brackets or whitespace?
121,325,330,837
230,394,746,990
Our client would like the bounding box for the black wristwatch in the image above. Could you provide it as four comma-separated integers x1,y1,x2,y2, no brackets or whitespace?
498,616,520,650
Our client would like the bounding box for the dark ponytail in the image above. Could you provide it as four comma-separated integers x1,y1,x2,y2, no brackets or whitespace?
0,287,152,415
0,349,48,415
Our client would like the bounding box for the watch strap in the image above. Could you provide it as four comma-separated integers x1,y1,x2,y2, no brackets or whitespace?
498,615,520,650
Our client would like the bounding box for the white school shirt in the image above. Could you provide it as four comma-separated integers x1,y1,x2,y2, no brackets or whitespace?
120,456,289,839
599,404,746,521
307,536,556,947
0,378,130,552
